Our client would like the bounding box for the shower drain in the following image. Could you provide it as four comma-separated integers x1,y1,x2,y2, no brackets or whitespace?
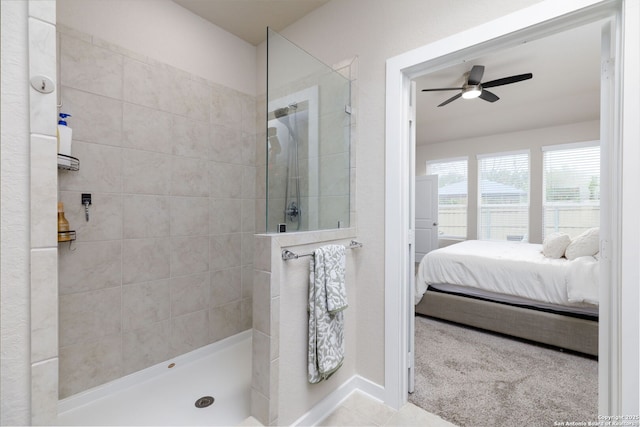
194,396,215,408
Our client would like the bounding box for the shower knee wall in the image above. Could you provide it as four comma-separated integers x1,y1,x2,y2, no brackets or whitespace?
56,26,259,398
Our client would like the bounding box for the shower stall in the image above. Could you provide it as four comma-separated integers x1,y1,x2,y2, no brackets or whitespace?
266,28,352,233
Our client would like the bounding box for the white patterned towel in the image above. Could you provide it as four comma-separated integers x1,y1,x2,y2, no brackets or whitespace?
308,244,347,384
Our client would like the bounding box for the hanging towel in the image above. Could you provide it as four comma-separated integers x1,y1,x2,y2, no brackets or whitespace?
308,244,347,384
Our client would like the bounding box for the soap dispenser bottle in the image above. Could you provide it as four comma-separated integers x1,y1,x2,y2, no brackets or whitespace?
57,113,73,166
58,202,71,242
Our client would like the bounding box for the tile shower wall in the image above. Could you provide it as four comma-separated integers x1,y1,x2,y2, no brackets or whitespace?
56,27,257,398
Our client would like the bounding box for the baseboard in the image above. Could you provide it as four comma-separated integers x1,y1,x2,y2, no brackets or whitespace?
290,375,385,426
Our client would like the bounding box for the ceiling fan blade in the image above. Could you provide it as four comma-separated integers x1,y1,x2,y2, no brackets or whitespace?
482,73,533,88
479,89,499,102
421,87,463,92
437,93,462,107
467,65,485,85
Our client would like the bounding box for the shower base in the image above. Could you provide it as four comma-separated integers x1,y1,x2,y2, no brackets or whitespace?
57,330,252,426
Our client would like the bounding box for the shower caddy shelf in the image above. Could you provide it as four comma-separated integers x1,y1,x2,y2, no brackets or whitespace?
57,153,78,247
58,230,76,243
57,154,79,171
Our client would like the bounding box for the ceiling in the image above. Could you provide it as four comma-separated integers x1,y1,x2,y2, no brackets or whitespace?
171,1,602,146
414,21,602,145
172,0,330,46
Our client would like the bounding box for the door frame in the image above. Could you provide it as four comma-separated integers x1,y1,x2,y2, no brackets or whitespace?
384,0,639,415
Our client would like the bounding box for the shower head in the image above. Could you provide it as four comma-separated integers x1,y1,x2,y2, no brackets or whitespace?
274,107,290,119
273,103,298,120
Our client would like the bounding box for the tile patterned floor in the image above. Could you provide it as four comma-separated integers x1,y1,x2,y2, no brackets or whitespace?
238,391,458,426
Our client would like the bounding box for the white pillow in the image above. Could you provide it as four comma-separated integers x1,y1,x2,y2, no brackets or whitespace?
542,232,571,259
565,228,600,260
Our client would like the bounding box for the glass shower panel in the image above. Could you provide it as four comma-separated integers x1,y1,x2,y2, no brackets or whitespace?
266,28,351,233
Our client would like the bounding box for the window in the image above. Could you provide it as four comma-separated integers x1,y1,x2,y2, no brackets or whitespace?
543,142,600,239
426,158,467,239
478,151,529,241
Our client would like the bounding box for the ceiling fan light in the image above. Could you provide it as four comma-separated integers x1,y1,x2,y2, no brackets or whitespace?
462,86,482,99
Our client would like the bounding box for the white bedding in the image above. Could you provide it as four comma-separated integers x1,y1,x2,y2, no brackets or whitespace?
415,240,599,309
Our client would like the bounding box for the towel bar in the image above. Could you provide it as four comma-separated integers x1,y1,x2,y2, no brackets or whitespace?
281,240,363,261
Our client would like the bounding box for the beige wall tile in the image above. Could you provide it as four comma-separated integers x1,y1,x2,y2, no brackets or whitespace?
242,199,256,233
210,267,241,307
60,35,123,99
58,240,122,295
58,191,122,242
210,125,243,164
170,310,210,357
170,196,209,237
123,57,172,111
210,198,242,235
251,388,270,427
170,157,210,197
209,300,242,342
61,86,122,146
171,272,210,317
29,0,55,24
59,287,121,347
241,132,257,167
122,320,170,375
28,18,57,136
170,76,210,122
241,265,254,299
252,270,271,336
241,232,254,266
210,233,241,271
172,116,209,159
251,329,270,397
122,238,170,284
211,85,242,128
210,162,243,198
31,249,58,362
122,279,170,331
241,297,253,331
122,103,173,154
122,149,171,195
59,335,122,399
31,358,58,426
242,165,257,199
58,141,122,192
123,194,170,238
30,135,57,248
170,235,209,277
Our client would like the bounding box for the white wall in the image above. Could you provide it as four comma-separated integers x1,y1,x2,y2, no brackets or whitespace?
1,1,60,425
269,0,546,389
1,2,31,424
56,0,256,95
416,120,600,243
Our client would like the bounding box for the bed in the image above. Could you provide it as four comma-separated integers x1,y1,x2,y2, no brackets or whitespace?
415,240,600,356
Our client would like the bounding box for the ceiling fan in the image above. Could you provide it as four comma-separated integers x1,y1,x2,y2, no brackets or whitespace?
421,65,533,107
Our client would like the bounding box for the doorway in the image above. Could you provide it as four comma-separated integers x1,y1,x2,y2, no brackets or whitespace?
384,0,637,417
409,20,603,423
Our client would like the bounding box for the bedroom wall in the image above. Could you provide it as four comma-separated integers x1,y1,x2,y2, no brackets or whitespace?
416,119,600,244
260,0,546,403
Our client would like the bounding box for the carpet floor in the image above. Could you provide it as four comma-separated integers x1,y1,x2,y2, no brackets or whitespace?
409,316,598,427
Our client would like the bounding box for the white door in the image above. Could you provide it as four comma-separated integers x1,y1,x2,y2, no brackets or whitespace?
415,175,439,262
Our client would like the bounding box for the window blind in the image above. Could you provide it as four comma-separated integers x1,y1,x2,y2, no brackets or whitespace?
478,152,529,241
543,144,600,239
427,159,468,239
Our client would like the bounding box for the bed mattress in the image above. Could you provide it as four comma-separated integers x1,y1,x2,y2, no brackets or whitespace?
416,240,599,314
